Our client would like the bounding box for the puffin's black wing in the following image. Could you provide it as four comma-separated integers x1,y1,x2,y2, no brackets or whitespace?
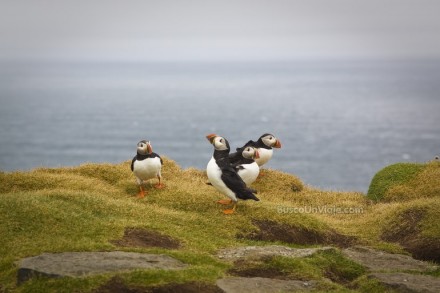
231,157,254,171
152,152,163,165
220,167,259,201
229,150,242,164
131,156,136,171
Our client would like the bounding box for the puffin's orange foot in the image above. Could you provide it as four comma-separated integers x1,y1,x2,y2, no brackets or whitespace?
137,191,146,198
154,183,165,189
223,209,235,215
257,171,266,179
217,199,233,205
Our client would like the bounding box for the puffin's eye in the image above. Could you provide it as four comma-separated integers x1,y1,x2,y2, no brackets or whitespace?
270,136,273,140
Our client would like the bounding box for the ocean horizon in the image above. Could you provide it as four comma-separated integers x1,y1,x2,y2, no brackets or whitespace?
1,59,439,193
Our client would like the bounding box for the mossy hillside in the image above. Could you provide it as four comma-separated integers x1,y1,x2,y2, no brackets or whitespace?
383,162,440,202
367,161,440,262
0,158,438,292
367,162,425,201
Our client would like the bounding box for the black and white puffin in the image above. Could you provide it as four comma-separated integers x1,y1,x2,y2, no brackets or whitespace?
231,133,281,167
131,140,164,198
206,134,259,214
230,146,260,186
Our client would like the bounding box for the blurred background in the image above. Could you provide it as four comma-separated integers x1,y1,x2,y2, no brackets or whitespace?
1,0,439,192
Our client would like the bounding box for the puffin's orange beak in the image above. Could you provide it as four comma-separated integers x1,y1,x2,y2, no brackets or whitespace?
254,150,260,159
274,139,282,148
147,143,153,154
206,133,217,144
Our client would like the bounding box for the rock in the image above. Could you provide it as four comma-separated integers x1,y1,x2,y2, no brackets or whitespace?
342,246,438,272
16,251,187,285
369,273,440,293
217,245,334,260
216,277,316,293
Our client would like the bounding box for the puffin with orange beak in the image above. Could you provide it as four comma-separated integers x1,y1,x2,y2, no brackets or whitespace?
131,140,164,198
231,133,281,167
206,134,259,214
230,146,260,186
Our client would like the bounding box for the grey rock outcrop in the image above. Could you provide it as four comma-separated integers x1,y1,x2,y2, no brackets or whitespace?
369,273,440,293
217,245,334,260
16,251,187,284
342,246,438,272
216,277,316,293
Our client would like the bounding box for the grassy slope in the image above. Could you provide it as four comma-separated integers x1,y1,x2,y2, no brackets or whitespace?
0,158,439,292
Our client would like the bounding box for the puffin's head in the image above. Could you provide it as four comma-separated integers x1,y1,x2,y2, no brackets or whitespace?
206,134,230,151
260,133,281,148
242,146,260,160
137,140,153,155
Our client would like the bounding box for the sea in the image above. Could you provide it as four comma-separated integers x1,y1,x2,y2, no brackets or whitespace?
1,60,439,193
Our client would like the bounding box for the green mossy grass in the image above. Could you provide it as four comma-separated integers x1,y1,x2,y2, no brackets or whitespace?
1,158,439,292
367,162,425,201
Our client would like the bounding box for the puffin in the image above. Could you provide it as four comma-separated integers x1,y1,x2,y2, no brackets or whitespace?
131,140,164,198
231,133,281,167
230,146,260,186
206,134,259,214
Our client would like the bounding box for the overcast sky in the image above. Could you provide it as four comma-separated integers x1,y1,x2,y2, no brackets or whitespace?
1,0,440,61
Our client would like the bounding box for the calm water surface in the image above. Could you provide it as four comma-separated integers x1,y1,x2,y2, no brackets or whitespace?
1,60,439,192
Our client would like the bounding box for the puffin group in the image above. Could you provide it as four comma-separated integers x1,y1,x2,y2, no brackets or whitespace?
131,133,281,214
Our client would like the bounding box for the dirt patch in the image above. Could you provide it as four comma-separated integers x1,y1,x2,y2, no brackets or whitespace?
94,276,147,293
110,227,181,249
147,282,224,293
381,208,440,263
227,258,290,280
95,277,223,293
239,220,356,248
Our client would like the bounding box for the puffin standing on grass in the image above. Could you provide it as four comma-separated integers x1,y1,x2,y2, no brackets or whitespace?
206,134,259,214
131,140,164,198
229,146,260,186
231,133,282,167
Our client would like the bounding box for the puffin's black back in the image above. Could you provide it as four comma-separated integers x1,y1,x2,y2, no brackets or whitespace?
229,148,244,165
233,140,254,158
229,148,254,169
236,133,273,152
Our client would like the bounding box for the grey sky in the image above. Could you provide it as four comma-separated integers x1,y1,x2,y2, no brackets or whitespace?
1,0,440,61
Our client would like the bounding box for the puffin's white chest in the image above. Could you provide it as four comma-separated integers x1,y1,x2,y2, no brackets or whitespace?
206,157,237,201
255,148,273,167
133,157,161,181
237,162,260,186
